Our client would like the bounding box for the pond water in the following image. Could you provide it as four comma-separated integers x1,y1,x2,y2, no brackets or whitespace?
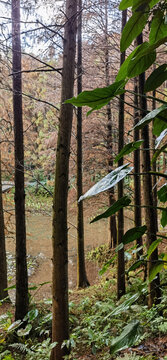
6,210,111,300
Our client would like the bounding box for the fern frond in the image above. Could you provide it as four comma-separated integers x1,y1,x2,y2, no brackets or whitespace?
9,342,34,355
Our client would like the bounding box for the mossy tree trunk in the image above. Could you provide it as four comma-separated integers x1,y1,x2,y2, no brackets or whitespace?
51,1,77,359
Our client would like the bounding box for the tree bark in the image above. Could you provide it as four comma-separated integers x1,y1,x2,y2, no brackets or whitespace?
51,1,77,359
152,89,158,232
137,33,161,307
77,0,90,288
104,0,117,249
117,9,127,300
0,152,9,300
133,77,142,256
12,0,28,320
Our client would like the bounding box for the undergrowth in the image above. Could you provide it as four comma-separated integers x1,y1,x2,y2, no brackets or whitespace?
0,267,167,360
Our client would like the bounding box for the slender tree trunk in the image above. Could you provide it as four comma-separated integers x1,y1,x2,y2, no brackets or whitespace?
0,152,9,300
117,9,127,300
137,34,161,307
152,89,158,232
51,1,77,359
12,0,28,320
133,77,142,256
104,0,117,249
77,0,89,288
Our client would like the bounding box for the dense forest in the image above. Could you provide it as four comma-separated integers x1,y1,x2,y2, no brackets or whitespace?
0,0,167,359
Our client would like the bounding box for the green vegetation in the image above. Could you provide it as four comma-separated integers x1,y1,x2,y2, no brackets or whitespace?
1,256,167,359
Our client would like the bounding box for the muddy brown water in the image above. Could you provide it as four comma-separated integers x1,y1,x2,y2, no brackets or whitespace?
6,211,113,300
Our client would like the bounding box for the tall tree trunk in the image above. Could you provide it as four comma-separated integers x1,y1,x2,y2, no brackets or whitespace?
12,0,28,320
117,9,127,300
51,1,77,359
77,0,89,288
133,77,142,256
104,0,117,249
137,33,161,307
0,152,9,300
152,89,158,232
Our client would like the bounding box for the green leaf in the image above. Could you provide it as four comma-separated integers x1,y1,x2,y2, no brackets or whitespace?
90,196,131,223
149,0,159,7
110,320,140,354
123,225,147,244
17,324,32,337
153,117,167,136
149,261,164,282
152,143,167,163
119,0,133,10
79,164,133,201
149,10,167,44
106,293,140,319
155,129,167,149
115,140,143,163
99,255,117,275
127,48,156,78
134,104,167,130
145,64,167,92
120,7,149,52
147,239,162,259
128,260,145,272
158,184,167,203
23,309,38,322
7,320,22,333
65,80,125,114
115,243,124,252
161,208,167,227
116,46,140,81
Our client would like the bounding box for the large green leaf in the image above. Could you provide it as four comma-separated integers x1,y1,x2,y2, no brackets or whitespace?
158,184,167,203
161,208,167,227
153,117,167,136
120,7,149,52
116,46,140,81
133,104,167,130
147,239,162,259
119,0,133,10
65,80,125,114
149,0,159,7
122,225,147,244
110,320,140,354
131,37,167,60
155,129,167,149
127,48,156,78
79,164,133,202
114,140,143,163
90,196,131,223
119,0,158,10
149,261,164,282
149,10,167,44
145,64,167,92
